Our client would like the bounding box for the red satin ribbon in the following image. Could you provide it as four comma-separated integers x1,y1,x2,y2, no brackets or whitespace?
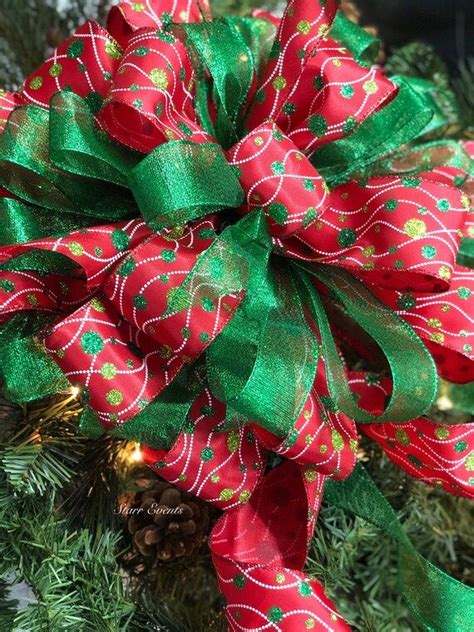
0,1,473,629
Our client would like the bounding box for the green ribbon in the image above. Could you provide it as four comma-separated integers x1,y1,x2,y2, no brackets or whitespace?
391,75,460,139
181,17,275,147
128,140,243,231
312,81,433,187
458,238,474,269
295,264,438,423
0,313,69,402
325,465,474,632
208,260,318,437
330,12,381,67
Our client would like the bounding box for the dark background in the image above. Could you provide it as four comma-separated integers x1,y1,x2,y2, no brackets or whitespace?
358,0,474,70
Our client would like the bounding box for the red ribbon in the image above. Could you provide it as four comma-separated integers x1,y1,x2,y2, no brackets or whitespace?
1,1,473,628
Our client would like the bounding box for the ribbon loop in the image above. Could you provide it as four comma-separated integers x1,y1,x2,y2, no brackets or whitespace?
128,140,244,231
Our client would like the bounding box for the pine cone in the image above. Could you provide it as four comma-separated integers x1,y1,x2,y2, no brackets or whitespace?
123,479,210,564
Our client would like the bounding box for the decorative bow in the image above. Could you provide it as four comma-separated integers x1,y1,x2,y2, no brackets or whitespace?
0,1,473,629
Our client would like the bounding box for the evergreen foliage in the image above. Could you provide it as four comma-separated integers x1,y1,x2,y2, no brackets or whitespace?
0,2,472,631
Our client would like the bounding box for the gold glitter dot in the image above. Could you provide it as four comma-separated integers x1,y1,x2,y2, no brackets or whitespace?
305,434,313,445
428,318,442,329
254,135,264,146
363,79,378,94
273,75,287,91
297,20,311,34
438,265,451,280
332,58,342,67
404,218,426,238
150,68,169,90
305,468,316,482
435,427,449,440
275,572,285,584
430,332,445,344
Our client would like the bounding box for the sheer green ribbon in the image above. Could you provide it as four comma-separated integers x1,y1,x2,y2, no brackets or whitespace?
0,92,243,242
458,238,474,269
330,11,381,66
294,264,438,423
325,465,474,632
311,81,433,187
180,17,276,147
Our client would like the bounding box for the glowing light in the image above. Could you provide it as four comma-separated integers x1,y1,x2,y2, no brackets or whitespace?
131,444,143,463
69,386,81,398
436,396,453,411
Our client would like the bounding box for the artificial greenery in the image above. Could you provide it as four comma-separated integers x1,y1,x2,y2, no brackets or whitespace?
0,2,473,631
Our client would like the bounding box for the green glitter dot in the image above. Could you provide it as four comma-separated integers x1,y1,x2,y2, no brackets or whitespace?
94,247,103,257
282,102,296,114
111,229,130,251
308,114,327,137
303,208,317,227
100,363,117,380
299,582,312,597
401,177,420,188
457,286,471,299
268,202,288,224
201,447,214,462
133,99,143,109
384,199,398,211
407,454,423,468
394,259,404,269
255,89,266,104
337,228,357,247
155,103,163,117
233,574,246,589
133,295,148,310
268,607,283,623
181,327,190,339
201,404,214,417
81,331,104,355
388,245,398,254
199,332,210,343
303,178,315,191
421,245,437,259
0,279,15,293
160,274,169,283
271,161,285,175
178,121,193,137
453,175,465,187
118,258,135,276
161,249,176,263
67,40,85,58
455,441,468,453
437,198,450,212
397,294,417,310
86,91,103,114
313,76,324,90
273,129,284,141
134,46,149,56
464,344,472,353
340,84,354,98
106,389,123,406
343,116,356,134
418,206,428,215
201,297,215,312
